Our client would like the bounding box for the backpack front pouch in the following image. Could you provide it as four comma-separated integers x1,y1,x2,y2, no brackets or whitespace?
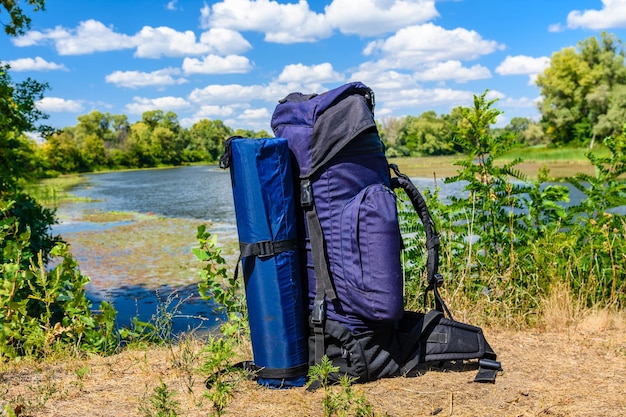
340,183,404,322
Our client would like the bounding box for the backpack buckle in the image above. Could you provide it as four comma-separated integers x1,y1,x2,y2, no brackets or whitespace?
311,299,326,325
300,179,313,208
256,240,274,258
364,89,375,112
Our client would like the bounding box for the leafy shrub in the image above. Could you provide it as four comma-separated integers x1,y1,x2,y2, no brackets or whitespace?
0,200,118,358
399,93,626,325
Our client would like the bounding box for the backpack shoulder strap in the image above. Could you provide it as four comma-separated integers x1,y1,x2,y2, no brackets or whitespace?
389,164,452,319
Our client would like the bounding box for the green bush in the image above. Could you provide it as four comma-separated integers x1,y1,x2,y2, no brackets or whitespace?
0,199,118,358
399,93,626,325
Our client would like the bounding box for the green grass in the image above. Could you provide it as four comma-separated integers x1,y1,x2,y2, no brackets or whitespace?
502,145,609,162
24,174,91,206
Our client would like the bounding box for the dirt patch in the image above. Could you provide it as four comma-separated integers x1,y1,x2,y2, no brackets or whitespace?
2,312,625,417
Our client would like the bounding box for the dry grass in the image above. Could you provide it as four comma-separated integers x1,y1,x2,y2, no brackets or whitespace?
1,309,625,417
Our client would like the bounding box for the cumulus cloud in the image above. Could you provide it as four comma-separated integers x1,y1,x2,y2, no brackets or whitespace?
499,96,541,108
12,19,251,58
36,97,84,112
207,0,332,43
239,107,271,121
13,20,135,55
126,96,190,114
166,0,179,11
182,55,252,75
325,0,439,36
134,26,212,58
496,55,550,76
567,0,626,29
414,60,491,83
350,67,417,91
496,55,550,85
363,23,503,68
276,63,344,84
188,83,292,104
7,56,67,71
376,86,475,109
105,68,187,88
199,28,251,55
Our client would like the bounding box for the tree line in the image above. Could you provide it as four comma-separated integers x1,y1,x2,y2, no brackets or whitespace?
6,31,625,177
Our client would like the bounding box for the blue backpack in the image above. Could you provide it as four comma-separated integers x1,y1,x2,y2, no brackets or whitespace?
221,82,500,388
271,82,500,384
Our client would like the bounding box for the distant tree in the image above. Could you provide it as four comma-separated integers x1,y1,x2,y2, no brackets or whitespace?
42,129,84,173
536,32,626,147
188,119,233,161
398,111,455,156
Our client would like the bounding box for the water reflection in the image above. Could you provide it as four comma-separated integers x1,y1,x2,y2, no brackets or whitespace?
55,165,236,334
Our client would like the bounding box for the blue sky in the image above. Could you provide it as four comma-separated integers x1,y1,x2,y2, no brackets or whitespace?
2,0,626,133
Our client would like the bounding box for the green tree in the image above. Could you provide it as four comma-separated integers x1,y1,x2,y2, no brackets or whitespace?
403,111,455,156
188,119,233,161
0,65,51,192
42,129,84,173
0,0,45,36
536,32,626,147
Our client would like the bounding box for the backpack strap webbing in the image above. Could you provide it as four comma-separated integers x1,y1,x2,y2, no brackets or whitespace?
389,164,452,319
399,310,445,375
300,178,338,369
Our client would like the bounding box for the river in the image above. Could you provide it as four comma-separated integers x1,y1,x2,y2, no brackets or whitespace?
53,165,599,334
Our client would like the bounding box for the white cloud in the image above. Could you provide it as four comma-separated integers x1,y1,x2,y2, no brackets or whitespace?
325,0,439,36
36,97,84,112
414,60,491,83
239,107,271,121
199,2,211,30
199,28,251,55
188,83,292,104
277,63,344,84
496,55,550,76
105,68,187,88
496,55,550,85
499,96,541,108
12,19,250,58
126,96,190,114
166,0,179,11
182,54,252,75
193,105,236,118
207,0,332,43
363,23,503,68
548,23,564,33
17,19,135,55
134,26,210,58
350,67,416,91
7,56,67,71
567,0,626,29
373,84,476,110
180,104,239,127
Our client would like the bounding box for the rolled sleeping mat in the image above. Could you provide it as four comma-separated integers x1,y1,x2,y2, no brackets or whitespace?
227,137,308,388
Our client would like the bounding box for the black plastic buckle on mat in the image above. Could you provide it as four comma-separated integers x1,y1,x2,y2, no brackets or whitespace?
256,240,275,259
311,299,326,326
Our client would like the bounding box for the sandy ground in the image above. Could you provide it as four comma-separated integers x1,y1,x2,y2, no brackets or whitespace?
2,312,625,417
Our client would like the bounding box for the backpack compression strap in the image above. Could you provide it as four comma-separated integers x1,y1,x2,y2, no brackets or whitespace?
301,178,338,370
389,164,452,319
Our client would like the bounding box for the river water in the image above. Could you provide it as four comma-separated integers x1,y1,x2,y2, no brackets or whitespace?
53,165,600,334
